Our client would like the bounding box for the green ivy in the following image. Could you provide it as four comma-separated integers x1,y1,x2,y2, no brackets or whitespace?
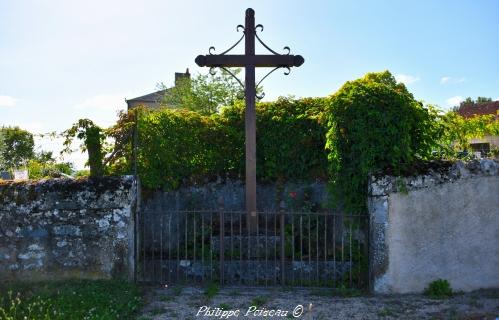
62,119,105,177
325,71,439,213
107,70,495,211
136,97,328,189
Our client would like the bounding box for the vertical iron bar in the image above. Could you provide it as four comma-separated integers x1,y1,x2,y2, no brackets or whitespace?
141,208,145,281
291,213,295,286
300,215,303,286
185,212,188,284
193,213,197,283
308,214,311,286
210,211,213,282
152,212,155,282
333,213,336,288
349,217,353,288
231,211,234,276
280,210,285,286
341,214,344,288
168,214,172,284
324,214,327,287
357,215,361,288
316,214,319,286
219,201,225,286
239,212,242,286
132,110,141,283
201,213,205,283
274,212,277,285
178,211,182,283
265,212,268,287
160,213,164,284
256,212,259,285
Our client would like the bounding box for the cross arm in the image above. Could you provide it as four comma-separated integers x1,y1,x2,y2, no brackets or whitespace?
195,54,304,68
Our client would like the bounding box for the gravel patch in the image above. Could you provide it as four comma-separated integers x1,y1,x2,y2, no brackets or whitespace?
138,286,499,320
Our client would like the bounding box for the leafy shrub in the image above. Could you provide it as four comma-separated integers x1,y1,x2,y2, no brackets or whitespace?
424,279,453,298
74,169,91,178
135,97,328,189
325,71,440,213
28,160,73,179
433,110,499,157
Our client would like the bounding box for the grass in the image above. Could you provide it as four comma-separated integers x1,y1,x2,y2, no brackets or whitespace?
250,295,269,307
0,279,142,320
204,282,220,300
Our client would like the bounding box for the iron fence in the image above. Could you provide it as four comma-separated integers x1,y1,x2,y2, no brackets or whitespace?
137,209,368,288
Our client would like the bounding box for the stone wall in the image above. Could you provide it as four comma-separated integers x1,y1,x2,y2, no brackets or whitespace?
140,179,329,252
141,178,328,212
0,176,136,281
368,159,499,294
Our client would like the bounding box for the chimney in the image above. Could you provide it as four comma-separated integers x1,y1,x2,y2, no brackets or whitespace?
174,68,191,87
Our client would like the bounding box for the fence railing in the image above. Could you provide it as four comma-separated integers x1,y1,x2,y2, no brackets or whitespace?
137,209,368,288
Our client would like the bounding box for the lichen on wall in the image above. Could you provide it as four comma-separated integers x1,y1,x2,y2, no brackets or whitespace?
0,176,136,281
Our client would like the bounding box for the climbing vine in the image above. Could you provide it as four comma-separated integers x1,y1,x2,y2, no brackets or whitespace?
325,71,440,213
62,119,105,177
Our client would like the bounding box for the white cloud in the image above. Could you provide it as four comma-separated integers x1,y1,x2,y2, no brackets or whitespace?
440,76,451,84
0,95,17,107
446,96,464,107
74,93,127,110
395,74,420,85
440,76,465,85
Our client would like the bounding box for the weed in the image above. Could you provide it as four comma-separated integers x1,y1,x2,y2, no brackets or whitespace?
250,296,269,307
204,282,220,300
424,279,453,299
219,303,232,309
378,307,395,317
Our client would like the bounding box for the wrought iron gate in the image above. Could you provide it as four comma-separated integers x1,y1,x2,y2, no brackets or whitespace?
137,208,368,288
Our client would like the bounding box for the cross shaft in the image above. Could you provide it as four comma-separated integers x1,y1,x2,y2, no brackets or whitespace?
195,8,304,230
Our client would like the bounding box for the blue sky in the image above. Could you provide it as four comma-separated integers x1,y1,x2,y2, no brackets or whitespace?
1,0,498,168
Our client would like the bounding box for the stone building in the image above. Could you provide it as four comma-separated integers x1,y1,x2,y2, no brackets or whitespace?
126,69,190,110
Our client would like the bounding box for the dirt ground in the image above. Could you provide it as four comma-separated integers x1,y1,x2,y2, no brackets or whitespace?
137,285,499,320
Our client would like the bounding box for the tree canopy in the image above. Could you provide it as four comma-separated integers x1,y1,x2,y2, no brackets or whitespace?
0,126,35,170
159,69,245,115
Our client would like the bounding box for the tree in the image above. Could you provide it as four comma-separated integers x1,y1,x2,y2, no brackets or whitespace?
61,119,105,177
159,69,245,115
0,126,35,170
458,96,492,109
476,96,492,103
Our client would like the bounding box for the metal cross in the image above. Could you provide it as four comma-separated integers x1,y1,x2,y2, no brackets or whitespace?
195,8,304,230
